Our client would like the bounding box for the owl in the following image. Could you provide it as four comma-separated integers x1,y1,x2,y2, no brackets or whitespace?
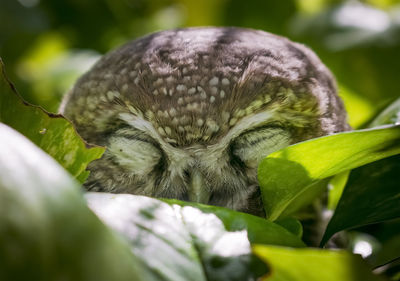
60,27,348,216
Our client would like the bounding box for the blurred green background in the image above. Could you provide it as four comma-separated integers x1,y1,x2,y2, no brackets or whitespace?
1,0,400,128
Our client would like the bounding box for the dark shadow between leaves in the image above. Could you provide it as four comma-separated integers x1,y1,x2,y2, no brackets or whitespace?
321,155,400,247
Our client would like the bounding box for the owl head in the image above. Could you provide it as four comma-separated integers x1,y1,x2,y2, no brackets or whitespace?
60,27,348,215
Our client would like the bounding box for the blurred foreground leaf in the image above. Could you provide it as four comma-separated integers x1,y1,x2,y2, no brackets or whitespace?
253,245,386,281
0,58,104,182
258,125,400,221
0,124,149,281
164,199,305,245
86,193,306,281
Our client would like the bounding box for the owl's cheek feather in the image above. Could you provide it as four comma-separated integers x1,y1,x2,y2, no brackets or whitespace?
232,129,292,169
108,136,162,175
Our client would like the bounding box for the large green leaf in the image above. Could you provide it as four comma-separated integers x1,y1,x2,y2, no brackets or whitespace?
321,154,400,246
321,98,400,245
253,245,386,281
0,58,104,182
258,125,400,221
86,193,305,281
0,124,151,281
164,199,306,245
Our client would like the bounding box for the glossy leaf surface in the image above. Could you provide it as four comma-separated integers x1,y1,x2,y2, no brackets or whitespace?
258,125,400,220
0,124,149,281
0,59,104,182
86,193,272,281
253,245,386,281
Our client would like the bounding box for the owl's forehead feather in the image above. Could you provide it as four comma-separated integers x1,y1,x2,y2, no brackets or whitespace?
63,27,346,146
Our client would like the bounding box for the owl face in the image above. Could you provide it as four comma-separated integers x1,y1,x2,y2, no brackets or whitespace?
61,27,348,215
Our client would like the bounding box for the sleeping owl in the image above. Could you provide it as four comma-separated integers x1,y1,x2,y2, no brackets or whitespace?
60,27,348,216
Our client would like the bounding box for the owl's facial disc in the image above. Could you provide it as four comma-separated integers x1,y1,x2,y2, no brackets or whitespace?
91,109,292,211
61,27,348,215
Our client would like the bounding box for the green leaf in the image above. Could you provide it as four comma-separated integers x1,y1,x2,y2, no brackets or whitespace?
373,234,400,269
164,199,306,247
0,124,151,281
279,179,329,218
327,171,350,210
321,154,400,246
253,245,386,281
275,217,303,238
369,97,400,128
0,58,104,182
86,193,273,281
321,98,400,245
258,125,400,221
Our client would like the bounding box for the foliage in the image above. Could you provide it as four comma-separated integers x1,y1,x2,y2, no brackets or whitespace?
0,59,104,182
253,245,386,281
0,124,149,281
163,199,305,246
1,0,400,279
259,124,400,221
322,154,400,246
1,55,400,279
2,0,400,118
86,193,271,281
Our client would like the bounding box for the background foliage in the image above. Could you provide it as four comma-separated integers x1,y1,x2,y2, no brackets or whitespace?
2,0,400,126
1,0,400,280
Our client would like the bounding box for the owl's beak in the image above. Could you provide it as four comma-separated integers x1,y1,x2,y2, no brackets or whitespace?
188,169,210,204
